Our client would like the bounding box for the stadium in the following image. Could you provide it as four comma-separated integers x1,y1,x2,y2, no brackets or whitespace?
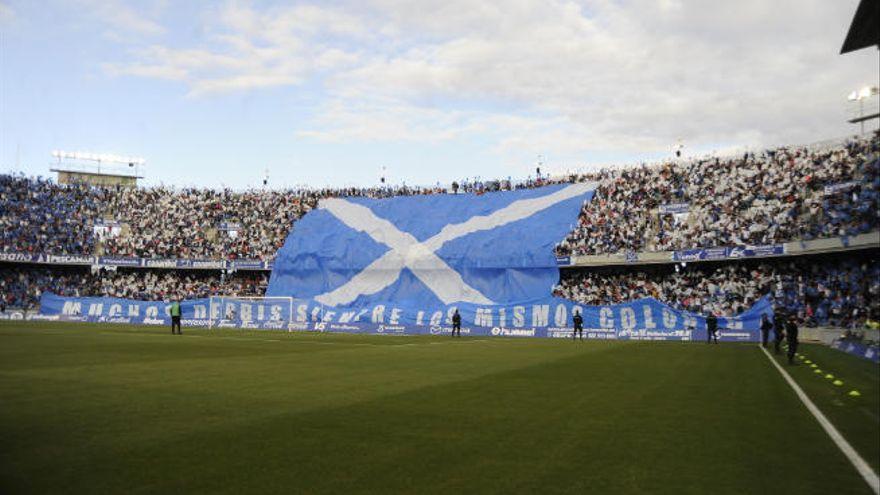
1,0,879,494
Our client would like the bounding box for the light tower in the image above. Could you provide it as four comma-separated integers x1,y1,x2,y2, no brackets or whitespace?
846,86,879,135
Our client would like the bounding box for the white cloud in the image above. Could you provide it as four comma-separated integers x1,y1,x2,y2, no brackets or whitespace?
78,0,165,37
104,2,368,96
102,0,879,163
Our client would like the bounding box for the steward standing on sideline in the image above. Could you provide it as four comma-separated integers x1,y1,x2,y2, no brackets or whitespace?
451,309,461,337
785,315,799,364
760,314,772,348
773,310,786,355
170,299,182,335
572,310,584,340
706,313,718,344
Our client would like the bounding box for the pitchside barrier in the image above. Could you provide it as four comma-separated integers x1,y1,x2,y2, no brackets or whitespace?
34,292,768,342
830,339,880,363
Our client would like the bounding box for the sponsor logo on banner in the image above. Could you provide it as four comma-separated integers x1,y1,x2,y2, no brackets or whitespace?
704,247,727,260
48,255,94,264
491,327,536,337
376,324,406,334
189,259,225,269
240,321,260,329
144,259,179,268
330,324,360,331
0,252,35,262
748,244,784,257
823,181,860,196
288,322,309,331
727,246,746,258
430,326,471,335
143,318,165,325
181,319,210,327
231,259,264,270
673,249,704,262
658,203,689,214
546,327,573,338
98,256,142,267
218,221,241,231
260,321,286,330
555,256,571,266
26,314,60,321
0,310,26,320
313,322,327,331
618,328,693,340
98,316,132,324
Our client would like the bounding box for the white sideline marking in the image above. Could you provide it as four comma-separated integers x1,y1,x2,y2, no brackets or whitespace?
760,345,879,494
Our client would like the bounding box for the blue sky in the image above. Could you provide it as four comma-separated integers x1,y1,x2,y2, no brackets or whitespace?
1,0,877,189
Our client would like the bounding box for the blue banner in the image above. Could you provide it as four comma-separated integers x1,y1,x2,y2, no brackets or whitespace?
230,259,266,270
658,203,690,214
97,256,141,267
830,340,880,363
673,244,784,262
40,291,771,342
218,221,241,231
823,181,860,196
726,244,784,258
0,252,41,263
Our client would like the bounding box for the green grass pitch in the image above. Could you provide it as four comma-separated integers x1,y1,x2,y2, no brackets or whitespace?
1,321,877,494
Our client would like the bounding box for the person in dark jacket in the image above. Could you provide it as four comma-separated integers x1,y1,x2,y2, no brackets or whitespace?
451,309,461,337
760,314,773,348
785,316,799,364
772,309,786,354
706,313,718,344
572,310,584,340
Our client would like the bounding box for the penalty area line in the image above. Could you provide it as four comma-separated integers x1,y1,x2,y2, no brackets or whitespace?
759,345,879,494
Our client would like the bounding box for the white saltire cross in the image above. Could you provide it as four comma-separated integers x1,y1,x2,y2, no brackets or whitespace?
314,182,595,306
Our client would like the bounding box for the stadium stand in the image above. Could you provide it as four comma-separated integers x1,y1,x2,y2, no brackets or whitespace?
1,134,876,261
0,265,267,309
554,253,880,329
1,133,878,330
556,134,879,255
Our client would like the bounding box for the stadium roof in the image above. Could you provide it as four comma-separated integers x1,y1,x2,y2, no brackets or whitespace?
840,0,880,53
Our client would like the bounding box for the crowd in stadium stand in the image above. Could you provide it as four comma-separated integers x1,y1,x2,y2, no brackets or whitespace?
0,175,105,255
1,135,877,261
0,172,568,260
0,266,267,308
556,134,880,256
554,256,880,328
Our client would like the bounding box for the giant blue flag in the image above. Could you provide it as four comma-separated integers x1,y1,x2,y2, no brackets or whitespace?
268,183,594,306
